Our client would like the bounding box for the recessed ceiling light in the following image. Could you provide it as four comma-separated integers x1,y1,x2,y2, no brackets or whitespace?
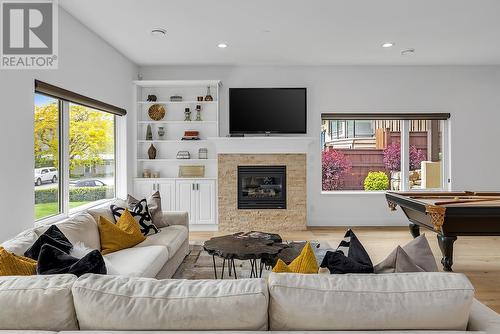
401,48,415,56
151,28,167,37
382,42,394,48
217,43,228,48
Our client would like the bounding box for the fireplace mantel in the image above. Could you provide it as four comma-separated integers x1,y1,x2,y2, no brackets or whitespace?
208,136,315,154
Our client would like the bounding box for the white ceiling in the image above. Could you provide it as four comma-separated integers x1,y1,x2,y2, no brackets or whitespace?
60,0,500,66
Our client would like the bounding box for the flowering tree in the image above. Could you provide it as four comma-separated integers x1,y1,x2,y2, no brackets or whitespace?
322,149,352,190
383,143,426,171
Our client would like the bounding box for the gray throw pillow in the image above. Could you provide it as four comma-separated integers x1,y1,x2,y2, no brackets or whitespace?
374,246,424,273
374,234,438,273
402,234,439,272
127,191,164,227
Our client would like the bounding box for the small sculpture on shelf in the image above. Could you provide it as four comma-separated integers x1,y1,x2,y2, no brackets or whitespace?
157,126,165,140
204,86,213,101
184,107,191,121
146,124,153,141
197,96,204,101
195,104,202,121
147,94,157,102
148,144,157,160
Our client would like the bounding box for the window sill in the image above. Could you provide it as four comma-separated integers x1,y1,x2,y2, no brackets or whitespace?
321,188,448,196
321,190,386,196
68,198,116,216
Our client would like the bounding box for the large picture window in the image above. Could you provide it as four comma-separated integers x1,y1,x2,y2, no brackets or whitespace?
34,81,124,222
321,114,449,192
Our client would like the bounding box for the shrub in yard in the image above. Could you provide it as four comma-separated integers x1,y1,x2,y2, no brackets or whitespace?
35,186,113,204
383,143,426,171
35,188,58,204
364,171,389,191
70,186,114,202
322,149,352,191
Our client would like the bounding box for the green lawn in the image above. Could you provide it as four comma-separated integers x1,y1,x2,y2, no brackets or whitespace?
35,201,90,220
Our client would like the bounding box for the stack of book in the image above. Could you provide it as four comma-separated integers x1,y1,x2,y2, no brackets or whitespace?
182,130,200,140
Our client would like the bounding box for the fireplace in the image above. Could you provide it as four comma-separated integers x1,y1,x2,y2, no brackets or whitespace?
237,166,286,209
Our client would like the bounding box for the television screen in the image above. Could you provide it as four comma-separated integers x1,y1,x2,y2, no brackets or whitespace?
229,88,306,134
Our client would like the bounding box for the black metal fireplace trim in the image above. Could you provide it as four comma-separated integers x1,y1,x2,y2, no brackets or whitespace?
237,165,287,209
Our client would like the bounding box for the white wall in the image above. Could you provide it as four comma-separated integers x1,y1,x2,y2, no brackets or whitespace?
0,8,137,241
139,65,500,227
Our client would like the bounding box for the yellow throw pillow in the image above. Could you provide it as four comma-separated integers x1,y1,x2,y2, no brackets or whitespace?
272,258,292,273
272,242,319,274
98,209,146,255
0,247,37,276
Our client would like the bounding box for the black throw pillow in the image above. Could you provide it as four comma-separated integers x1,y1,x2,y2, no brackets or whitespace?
24,225,72,260
320,229,374,274
111,199,159,236
36,244,106,277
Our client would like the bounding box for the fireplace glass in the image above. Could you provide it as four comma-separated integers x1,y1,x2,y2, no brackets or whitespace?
237,166,286,209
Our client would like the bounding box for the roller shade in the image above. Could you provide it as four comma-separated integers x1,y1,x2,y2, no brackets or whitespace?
35,80,126,116
321,113,450,120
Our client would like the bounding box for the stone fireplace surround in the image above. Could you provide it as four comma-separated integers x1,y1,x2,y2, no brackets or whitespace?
211,137,314,232
218,153,306,232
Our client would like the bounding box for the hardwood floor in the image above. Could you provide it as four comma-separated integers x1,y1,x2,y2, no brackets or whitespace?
190,227,500,313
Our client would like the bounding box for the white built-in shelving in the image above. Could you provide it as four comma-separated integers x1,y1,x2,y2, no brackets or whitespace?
132,80,220,227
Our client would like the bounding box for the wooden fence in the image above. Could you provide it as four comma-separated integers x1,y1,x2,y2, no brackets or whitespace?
329,132,429,190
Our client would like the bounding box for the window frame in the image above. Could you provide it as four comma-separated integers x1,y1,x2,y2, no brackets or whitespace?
320,113,451,194
35,95,122,225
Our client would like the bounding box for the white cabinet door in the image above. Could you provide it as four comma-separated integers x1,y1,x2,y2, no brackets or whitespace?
134,180,175,211
176,180,196,224
195,180,216,225
157,181,175,211
133,181,154,199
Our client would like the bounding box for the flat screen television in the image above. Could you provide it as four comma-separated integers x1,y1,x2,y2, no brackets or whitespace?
229,88,307,134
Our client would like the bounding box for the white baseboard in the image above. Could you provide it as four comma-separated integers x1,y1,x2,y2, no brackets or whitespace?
189,224,219,231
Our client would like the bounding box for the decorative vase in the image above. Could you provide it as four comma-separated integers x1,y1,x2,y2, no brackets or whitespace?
204,86,213,101
184,107,191,121
146,124,153,140
148,144,157,160
195,104,202,121
157,126,165,139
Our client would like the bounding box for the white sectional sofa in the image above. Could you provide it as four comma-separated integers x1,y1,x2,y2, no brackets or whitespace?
1,207,499,333
1,208,189,279
0,272,498,333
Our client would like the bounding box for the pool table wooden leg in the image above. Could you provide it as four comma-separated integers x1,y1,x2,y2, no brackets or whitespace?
409,223,420,238
437,235,457,272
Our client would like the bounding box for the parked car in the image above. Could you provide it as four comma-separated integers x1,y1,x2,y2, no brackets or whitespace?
34,168,58,186
69,179,106,187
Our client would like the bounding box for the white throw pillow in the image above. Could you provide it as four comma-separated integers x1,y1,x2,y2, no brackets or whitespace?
1,229,38,255
70,242,119,275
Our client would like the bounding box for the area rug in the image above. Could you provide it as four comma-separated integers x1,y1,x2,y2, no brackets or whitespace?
172,240,331,280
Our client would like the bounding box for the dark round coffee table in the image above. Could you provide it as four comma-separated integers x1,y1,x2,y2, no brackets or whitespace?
203,232,287,279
